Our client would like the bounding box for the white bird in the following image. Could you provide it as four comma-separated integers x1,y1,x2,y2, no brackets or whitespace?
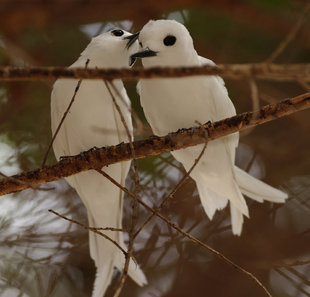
130,20,288,235
51,29,147,297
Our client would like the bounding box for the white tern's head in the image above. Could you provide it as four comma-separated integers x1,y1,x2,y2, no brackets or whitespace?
77,28,139,68
129,20,199,67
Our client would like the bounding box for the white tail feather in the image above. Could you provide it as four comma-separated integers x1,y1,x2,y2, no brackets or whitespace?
195,173,249,221
234,166,288,203
92,262,115,297
85,189,146,297
230,204,244,235
226,166,288,235
115,248,148,286
196,182,228,219
128,260,148,286
195,166,287,236
89,220,147,297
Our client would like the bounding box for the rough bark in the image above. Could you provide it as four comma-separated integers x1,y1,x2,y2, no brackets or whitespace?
1,64,310,82
0,92,309,197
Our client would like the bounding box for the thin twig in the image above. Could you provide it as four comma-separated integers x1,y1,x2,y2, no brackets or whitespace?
241,77,260,137
249,77,260,112
41,59,90,167
101,76,143,131
265,2,310,63
104,80,140,297
245,151,257,173
157,155,185,174
94,169,271,297
1,64,310,82
297,79,310,92
95,168,134,201
107,79,146,144
0,92,308,196
104,80,133,143
48,209,127,256
133,131,208,239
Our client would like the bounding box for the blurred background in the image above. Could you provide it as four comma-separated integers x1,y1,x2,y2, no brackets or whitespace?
0,0,309,296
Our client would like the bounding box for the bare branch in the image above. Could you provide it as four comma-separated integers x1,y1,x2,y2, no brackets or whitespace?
249,77,260,112
266,2,310,63
0,92,309,196
241,77,260,137
297,79,310,92
0,171,54,192
1,64,310,82
133,130,208,239
95,161,271,297
104,80,140,297
48,209,127,256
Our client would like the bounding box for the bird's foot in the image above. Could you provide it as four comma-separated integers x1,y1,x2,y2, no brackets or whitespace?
59,155,70,161
204,120,212,127
88,146,100,152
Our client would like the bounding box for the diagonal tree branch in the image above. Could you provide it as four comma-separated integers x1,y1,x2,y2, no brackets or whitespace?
0,92,309,197
95,157,272,297
1,64,310,82
104,80,140,297
133,130,208,239
48,209,127,256
265,2,310,63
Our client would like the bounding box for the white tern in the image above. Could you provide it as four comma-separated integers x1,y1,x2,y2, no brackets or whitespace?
130,20,288,235
51,29,147,297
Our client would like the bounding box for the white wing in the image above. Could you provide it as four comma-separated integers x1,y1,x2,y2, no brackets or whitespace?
198,56,228,96
51,76,146,297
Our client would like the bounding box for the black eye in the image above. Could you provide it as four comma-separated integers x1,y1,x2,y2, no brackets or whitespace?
139,41,143,47
111,29,124,37
163,35,176,46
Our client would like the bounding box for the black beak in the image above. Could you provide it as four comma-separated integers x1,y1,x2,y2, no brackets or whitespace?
129,48,157,66
123,32,140,49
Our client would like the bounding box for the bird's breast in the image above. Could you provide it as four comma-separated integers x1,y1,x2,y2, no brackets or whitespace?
140,77,216,136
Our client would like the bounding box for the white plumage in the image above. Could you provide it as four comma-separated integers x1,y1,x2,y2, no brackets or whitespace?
131,19,288,235
51,29,147,297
